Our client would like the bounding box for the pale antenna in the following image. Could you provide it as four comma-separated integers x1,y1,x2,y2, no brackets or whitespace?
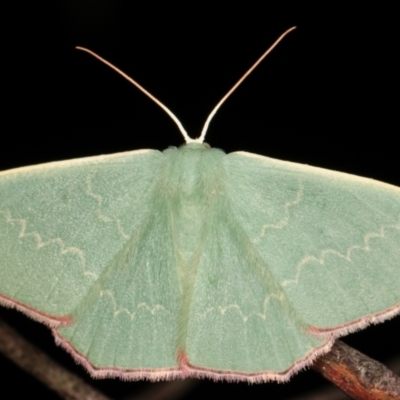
76,26,296,144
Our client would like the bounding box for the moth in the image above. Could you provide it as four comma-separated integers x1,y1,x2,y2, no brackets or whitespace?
0,27,399,382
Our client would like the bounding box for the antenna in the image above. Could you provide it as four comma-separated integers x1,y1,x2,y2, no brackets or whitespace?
75,46,192,143
76,27,296,144
198,26,296,143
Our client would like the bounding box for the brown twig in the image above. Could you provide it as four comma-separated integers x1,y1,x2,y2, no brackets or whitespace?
313,340,400,400
0,317,111,400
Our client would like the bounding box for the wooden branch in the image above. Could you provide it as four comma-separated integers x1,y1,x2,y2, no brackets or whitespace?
0,317,111,400
313,340,400,400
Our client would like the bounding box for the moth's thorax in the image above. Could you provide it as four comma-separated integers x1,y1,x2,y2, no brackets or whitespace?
161,143,225,261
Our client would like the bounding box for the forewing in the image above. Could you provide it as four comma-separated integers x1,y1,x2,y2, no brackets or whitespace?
221,152,400,333
0,150,181,374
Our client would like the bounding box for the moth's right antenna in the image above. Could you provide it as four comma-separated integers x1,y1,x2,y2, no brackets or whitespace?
197,26,296,143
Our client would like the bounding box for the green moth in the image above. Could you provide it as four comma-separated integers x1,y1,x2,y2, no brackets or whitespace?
0,29,399,383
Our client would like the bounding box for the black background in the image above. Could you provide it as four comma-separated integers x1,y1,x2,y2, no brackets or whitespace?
1,2,399,399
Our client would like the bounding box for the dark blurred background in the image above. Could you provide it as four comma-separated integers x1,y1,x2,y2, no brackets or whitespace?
1,2,399,399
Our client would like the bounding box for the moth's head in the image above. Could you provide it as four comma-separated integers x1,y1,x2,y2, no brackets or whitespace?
164,141,224,157
180,142,211,149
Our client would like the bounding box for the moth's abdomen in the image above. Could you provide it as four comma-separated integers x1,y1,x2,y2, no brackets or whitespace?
161,143,225,262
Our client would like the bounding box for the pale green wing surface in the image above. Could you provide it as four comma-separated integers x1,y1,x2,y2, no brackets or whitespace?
185,192,326,380
221,152,400,332
0,150,181,371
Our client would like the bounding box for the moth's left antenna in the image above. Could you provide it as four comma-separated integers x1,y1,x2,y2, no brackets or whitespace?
76,46,192,143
